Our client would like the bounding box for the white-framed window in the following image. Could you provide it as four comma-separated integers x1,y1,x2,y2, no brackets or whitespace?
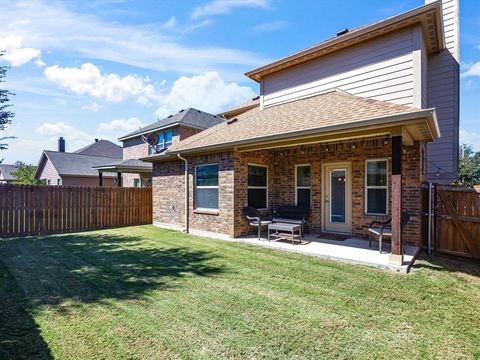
248,164,268,209
295,164,311,208
134,178,141,188
57,178,62,186
47,179,51,185
195,164,219,210
365,159,388,215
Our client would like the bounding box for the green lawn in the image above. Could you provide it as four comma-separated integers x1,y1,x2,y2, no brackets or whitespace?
0,226,479,359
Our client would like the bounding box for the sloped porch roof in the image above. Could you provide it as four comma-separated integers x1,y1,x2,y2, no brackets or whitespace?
142,90,439,162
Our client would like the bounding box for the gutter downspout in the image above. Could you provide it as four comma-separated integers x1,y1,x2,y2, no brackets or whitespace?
177,154,189,233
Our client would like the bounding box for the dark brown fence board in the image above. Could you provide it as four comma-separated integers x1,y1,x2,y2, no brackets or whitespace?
0,184,152,238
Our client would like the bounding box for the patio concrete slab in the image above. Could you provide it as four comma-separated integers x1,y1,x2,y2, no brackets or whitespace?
227,234,419,273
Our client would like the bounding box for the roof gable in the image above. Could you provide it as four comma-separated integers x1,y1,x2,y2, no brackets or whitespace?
246,1,444,82
118,108,224,141
74,139,122,158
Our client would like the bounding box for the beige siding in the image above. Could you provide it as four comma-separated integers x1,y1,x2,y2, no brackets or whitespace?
262,27,423,108
425,0,459,183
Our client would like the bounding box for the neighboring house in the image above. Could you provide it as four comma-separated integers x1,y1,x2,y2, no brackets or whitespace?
35,137,122,186
94,108,224,187
144,0,458,266
0,164,18,184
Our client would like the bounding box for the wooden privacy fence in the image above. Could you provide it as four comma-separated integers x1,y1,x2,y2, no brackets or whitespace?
423,184,480,259
0,184,152,238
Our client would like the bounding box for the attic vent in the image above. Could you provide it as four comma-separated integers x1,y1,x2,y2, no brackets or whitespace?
197,110,201,113
167,114,173,118
227,118,238,125
252,96,260,100
336,28,349,36
179,109,184,113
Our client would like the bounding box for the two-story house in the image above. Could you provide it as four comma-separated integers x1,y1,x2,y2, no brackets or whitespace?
93,108,224,187
143,0,459,266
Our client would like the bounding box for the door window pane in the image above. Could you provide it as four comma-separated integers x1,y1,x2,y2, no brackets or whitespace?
331,170,346,223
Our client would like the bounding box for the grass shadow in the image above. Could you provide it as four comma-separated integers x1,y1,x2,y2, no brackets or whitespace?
0,231,226,309
413,251,480,277
0,260,53,359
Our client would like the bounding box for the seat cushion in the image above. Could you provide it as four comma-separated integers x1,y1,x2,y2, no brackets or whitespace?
272,217,303,225
368,227,392,236
250,220,272,226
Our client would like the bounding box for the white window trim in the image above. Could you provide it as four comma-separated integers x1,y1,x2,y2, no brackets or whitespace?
247,163,268,210
195,163,219,211
365,159,389,215
295,164,312,208
149,128,174,154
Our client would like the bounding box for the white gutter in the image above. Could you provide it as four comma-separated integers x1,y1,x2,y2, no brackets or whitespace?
177,154,189,233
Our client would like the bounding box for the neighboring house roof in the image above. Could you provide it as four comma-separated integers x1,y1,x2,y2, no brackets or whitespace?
92,159,152,174
74,139,122,158
0,164,18,181
35,151,120,178
245,1,444,81
144,90,439,160
218,97,260,119
118,108,224,141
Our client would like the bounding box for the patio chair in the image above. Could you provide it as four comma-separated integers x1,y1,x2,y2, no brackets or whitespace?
244,207,272,240
368,212,411,253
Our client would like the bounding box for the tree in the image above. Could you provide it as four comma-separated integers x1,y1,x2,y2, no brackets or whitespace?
0,51,15,157
457,144,480,187
10,162,45,185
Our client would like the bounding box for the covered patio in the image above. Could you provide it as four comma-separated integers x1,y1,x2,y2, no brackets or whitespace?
239,233,420,273
93,159,152,187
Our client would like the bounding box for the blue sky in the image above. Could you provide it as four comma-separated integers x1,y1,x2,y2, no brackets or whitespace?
0,0,479,164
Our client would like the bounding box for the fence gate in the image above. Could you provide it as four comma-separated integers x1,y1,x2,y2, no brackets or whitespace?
424,184,480,259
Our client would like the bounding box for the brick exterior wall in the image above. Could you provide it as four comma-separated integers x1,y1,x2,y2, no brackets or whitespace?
152,137,426,245
153,151,235,237
121,125,202,187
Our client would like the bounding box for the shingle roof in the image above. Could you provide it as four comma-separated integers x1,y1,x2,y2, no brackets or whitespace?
160,90,422,155
218,97,260,118
92,159,152,171
74,139,122,158
43,151,121,177
0,164,18,181
118,108,224,141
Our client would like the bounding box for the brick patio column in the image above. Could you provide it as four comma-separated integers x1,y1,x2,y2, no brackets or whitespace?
390,135,403,265
117,172,122,187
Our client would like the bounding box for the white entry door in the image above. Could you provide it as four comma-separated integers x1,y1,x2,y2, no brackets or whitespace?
323,163,352,233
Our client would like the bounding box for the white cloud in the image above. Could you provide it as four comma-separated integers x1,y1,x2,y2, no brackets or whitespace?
44,63,163,103
36,121,91,150
97,117,143,134
0,35,41,66
34,58,46,67
251,20,287,33
155,71,255,117
460,129,480,151
0,1,268,77
461,62,480,78
192,0,271,18
161,16,213,34
82,101,101,112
